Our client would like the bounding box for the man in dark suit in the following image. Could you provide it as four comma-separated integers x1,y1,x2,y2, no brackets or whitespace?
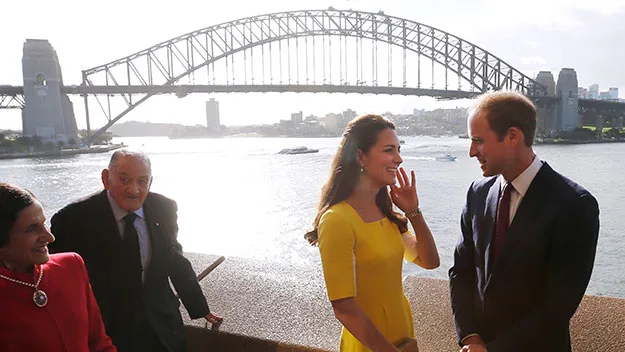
50,149,223,352
449,91,599,352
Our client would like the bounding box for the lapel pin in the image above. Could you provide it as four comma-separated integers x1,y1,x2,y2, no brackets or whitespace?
155,222,160,227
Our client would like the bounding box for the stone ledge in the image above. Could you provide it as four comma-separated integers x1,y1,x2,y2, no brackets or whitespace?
182,252,625,351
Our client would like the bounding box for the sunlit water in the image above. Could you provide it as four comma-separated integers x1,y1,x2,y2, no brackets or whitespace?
1,136,623,298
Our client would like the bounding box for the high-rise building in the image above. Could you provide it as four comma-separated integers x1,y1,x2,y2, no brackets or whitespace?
588,84,599,99
342,109,357,127
609,88,619,100
22,39,78,143
291,111,303,123
205,98,220,132
578,87,588,99
323,113,341,131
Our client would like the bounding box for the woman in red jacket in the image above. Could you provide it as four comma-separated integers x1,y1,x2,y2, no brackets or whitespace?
0,182,116,352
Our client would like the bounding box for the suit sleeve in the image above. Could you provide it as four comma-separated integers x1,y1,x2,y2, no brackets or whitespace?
166,200,211,319
49,208,76,254
448,182,478,345
72,253,117,352
487,193,600,352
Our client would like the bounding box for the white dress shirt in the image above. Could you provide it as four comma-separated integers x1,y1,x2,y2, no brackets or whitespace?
499,155,544,225
107,191,152,282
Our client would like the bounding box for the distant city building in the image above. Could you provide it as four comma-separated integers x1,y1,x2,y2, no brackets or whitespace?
535,71,556,96
598,92,611,100
291,111,303,124
609,87,619,100
304,114,319,122
323,113,341,131
413,108,425,117
342,109,357,126
205,98,220,132
588,84,599,99
22,39,78,144
578,87,588,99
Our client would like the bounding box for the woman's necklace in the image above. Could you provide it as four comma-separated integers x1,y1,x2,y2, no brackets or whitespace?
0,265,47,307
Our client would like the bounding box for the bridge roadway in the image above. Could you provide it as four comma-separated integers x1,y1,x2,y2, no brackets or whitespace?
1,84,480,99
3,84,625,114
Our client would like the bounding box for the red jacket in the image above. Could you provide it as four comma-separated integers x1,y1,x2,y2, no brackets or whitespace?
0,252,116,351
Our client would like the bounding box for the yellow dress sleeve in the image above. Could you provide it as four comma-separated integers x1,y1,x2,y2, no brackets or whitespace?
400,229,419,263
318,210,356,301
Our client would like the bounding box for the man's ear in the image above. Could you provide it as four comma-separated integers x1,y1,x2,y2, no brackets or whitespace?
101,169,110,190
507,127,524,146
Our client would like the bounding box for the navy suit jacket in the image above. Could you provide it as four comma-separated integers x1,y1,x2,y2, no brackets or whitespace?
449,162,599,352
49,191,210,352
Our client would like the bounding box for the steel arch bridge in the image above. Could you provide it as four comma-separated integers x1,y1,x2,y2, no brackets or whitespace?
81,8,545,143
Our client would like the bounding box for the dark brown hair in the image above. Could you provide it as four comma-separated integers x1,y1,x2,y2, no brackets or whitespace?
304,114,408,245
470,91,537,146
0,183,36,248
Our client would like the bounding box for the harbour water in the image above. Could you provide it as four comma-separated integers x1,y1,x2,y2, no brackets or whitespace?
1,136,623,298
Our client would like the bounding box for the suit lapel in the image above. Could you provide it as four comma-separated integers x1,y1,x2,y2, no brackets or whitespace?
489,163,557,282
96,190,123,246
483,177,501,282
142,196,168,287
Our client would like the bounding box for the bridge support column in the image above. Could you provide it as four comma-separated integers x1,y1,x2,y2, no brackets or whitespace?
556,68,580,132
617,116,623,130
22,39,78,144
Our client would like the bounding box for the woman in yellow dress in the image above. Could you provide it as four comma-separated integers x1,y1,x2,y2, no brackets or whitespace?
305,114,440,352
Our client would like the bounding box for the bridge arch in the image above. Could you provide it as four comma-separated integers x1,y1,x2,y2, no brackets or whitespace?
83,9,544,143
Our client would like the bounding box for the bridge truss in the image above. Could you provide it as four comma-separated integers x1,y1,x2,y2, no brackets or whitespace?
79,9,545,142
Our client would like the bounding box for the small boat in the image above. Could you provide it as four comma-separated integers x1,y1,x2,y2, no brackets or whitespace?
435,154,457,161
278,146,319,155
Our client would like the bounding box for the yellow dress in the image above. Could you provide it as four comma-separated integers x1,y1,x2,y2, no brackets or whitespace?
318,202,415,352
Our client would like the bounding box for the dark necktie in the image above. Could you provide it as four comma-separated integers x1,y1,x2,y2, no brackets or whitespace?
122,213,143,287
493,183,515,262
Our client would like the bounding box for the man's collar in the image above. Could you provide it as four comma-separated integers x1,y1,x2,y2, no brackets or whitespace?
499,155,543,197
106,190,145,222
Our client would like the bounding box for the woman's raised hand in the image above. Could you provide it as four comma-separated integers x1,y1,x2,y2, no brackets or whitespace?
389,167,420,214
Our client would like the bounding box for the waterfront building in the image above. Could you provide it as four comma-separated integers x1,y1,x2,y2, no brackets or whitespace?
588,84,599,99
206,98,220,132
578,87,588,99
291,111,303,124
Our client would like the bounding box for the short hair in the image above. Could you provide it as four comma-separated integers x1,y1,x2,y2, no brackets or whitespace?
469,91,537,146
108,149,151,173
0,183,37,248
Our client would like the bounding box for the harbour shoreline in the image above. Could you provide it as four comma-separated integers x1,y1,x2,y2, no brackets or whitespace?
0,143,124,160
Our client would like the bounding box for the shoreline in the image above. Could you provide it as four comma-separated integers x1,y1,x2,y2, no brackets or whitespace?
0,143,124,160
535,138,625,145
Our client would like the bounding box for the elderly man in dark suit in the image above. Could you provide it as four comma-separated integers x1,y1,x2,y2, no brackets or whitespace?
449,91,600,352
50,149,222,352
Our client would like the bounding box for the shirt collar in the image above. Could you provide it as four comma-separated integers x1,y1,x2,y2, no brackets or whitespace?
499,154,543,197
106,191,145,222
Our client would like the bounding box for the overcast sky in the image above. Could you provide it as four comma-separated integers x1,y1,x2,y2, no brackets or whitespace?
1,0,624,130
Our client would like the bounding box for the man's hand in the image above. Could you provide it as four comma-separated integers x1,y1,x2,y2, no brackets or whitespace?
460,344,487,352
204,312,223,325
460,335,487,352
